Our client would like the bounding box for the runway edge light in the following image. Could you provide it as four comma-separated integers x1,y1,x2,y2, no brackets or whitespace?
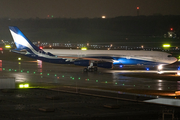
19,84,29,88
81,47,87,50
5,45,11,48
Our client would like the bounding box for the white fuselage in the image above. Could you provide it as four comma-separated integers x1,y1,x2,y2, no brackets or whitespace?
43,49,177,65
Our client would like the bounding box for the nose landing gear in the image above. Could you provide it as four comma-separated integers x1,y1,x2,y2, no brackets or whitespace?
83,62,98,72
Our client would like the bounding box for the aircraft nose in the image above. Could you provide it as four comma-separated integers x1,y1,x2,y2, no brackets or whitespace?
172,57,177,63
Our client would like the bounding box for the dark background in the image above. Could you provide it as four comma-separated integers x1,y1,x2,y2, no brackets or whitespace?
0,15,180,47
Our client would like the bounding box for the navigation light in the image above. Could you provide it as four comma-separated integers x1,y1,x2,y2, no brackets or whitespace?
39,46,43,49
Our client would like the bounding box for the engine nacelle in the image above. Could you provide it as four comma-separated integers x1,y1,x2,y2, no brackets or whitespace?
98,62,112,68
74,60,89,66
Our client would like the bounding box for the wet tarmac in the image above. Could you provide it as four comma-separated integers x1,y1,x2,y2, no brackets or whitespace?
1,52,180,119
0,59,180,95
1,88,179,120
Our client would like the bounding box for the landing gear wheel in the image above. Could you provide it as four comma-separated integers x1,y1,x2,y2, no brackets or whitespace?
94,67,98,71
83,68,88,72
88,68,94,72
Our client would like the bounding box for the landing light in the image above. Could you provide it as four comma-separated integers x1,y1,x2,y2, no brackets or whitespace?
158,65,163,70
177,71,180,76
18,57,21,60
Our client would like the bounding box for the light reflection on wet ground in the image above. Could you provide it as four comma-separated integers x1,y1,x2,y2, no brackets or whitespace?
0,60,179,91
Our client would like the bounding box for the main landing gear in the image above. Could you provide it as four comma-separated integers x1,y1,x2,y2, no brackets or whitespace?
83,62,98,72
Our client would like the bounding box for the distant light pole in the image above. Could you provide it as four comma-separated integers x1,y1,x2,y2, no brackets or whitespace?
137,7,140,16
102,16,106,19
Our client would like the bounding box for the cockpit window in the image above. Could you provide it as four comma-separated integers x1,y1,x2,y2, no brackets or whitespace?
167,55,172,57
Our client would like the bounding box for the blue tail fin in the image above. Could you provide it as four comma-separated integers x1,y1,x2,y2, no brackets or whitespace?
9,26,40,53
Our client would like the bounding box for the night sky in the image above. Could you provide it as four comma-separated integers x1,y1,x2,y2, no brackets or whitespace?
0,0,180,18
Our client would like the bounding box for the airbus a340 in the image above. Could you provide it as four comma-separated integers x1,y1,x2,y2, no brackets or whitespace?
9,26,177,72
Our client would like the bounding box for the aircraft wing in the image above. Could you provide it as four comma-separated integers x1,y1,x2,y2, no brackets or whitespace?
57,56,113,62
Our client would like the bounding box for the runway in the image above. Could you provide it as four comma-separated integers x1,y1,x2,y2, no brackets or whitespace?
1,59,180,94
107,70,178,73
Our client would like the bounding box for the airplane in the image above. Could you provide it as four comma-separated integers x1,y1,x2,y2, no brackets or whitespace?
9,26,177,72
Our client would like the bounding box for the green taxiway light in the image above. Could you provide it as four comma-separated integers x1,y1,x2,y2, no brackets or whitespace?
115,82,117,85
78,77,80,79
27,71,29,73
96,80,98,82
105,81,107,83
62,75,64,77
15,70,17,71
55,74,57,76
9,69,11,71
47,73,49,75
163,44,170,48
34,72,36,74
21,70,23,72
